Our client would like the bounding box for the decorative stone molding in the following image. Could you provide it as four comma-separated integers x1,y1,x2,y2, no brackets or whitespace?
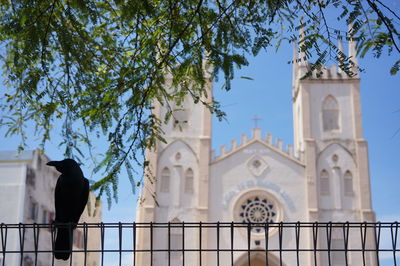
247,155,269,177
212,129,303,163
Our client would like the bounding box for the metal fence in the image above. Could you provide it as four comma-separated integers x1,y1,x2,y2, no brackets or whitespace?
0,222,399,266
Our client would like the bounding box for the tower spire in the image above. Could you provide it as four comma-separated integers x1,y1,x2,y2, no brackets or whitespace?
348,23,359,76
337,37,344,74
298,18,307,66
292,41,298,84
296,18,309,79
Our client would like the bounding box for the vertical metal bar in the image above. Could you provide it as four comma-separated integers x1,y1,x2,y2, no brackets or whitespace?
199,222,202,266
133,222,136,266
230,222,234,266
312,222,319,266
50,222,55,266
119,222,122,266
295,221,300,266
69,223,73,266
360,222,367,266
217,222,220,266
100,222,105,266
374,222,381,266
182,222,185,266
326,222,332,266
391,222,398,266
278,222,283,266
168,222,171,266
150,222,153,266
33,223,40,266
83,223,88,266
247,223,251,266
18,223,25,266
0,223,6,266
264,222,269,266
342,222,349,266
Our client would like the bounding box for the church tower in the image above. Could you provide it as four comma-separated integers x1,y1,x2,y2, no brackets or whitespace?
292,34,376,264
292,35,375,223
292,32,377,265
135,69,213,265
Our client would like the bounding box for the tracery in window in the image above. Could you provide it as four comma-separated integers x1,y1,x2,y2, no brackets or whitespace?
320,169,330,195
184,168,194,193
322,95,340,131
30,201,39,221
160,167,170,193
234,191,280,235
343,170,354,196
172,101,190,130
41,208,48,224
175,152,181,162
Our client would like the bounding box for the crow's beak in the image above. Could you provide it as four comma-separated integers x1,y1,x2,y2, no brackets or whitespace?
46,161,60,167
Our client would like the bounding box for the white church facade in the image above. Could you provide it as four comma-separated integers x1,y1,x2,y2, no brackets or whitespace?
135,39,376,265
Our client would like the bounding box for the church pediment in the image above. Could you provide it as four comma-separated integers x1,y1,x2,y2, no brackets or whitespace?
211,128,304,167
158,139,199,164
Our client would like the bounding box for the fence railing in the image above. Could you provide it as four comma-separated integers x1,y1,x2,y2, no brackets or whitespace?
0,222,399,266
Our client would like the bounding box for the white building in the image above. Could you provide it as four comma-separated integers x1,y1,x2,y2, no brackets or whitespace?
136,37,377,266
0,149,102,266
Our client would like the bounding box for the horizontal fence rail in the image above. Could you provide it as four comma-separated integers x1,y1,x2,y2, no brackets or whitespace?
0,222,398,266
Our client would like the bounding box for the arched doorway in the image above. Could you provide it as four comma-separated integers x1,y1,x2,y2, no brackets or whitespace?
234,251,283,266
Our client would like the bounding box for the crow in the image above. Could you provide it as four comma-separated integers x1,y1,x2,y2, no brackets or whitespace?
47,159,89,260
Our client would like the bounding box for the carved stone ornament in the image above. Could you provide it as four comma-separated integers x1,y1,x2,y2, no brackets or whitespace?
247,155,269,177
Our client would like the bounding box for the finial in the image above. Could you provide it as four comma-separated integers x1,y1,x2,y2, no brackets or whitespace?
293,41,298,83
338,38,344,54
298,18,307,65
252,127,262,139
231,139,237,150
266,133,272,144
220,145,226,156
337,37,344,74
348,23,359,76
241,134,248,145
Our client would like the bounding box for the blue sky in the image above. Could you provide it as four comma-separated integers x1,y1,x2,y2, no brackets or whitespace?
1,30,399,265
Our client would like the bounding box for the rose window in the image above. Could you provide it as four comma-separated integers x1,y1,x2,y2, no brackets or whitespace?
235,193,279,235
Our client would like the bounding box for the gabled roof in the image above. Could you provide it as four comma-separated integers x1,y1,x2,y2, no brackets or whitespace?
211,128,304,166
0,150,35,161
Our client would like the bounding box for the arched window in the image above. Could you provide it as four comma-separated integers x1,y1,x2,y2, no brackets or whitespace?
343,170,353,196
160,167,170,193
172,98,190,130
184,168,194,193
322,95,340,131
320,169,330,195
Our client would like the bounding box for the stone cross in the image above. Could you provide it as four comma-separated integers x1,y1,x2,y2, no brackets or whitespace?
252,115,262,128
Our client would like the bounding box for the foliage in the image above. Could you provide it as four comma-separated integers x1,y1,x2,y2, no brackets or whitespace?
0,0,398,206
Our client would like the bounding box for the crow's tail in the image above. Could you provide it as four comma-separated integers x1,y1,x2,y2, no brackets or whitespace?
54,227,73,260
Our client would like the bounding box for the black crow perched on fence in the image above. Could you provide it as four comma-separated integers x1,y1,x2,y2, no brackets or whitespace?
47,159,89,260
